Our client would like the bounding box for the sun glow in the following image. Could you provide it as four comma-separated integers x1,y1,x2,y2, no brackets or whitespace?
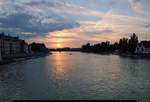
46,52,68,80
56,43,62,48
56,37,63,48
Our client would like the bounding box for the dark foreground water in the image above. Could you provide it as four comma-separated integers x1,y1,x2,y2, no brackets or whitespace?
0,52,150,100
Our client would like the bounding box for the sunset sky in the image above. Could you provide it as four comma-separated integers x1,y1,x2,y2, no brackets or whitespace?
0,0,150,48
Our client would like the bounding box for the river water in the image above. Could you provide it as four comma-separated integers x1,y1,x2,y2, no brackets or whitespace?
0,52,150,100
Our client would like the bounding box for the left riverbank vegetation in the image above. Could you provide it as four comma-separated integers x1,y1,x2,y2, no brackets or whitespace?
81,33,150,56
0,32,50,64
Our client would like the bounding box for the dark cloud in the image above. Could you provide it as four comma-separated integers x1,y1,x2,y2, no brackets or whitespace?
0,0,149,43
84,29,113,35
0,12,79,39
144,24,150,28
0,0,80,39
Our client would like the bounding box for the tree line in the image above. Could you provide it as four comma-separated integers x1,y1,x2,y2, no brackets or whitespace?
81,33,139,54
30,42,50,53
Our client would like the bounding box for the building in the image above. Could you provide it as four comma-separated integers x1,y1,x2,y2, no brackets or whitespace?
20,40,30,54
135,41,150,54
0,32,29,58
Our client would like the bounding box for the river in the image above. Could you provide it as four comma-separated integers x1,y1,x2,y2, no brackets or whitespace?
0,52,150,100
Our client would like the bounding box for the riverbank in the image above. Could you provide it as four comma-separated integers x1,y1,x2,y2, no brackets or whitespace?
81,51,150,59
1,52,150,100
118,53,150,59
0,52,52,65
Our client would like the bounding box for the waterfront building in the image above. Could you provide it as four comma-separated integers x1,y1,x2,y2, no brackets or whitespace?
135,41,150,54
20,40,30,54
0,32,29,58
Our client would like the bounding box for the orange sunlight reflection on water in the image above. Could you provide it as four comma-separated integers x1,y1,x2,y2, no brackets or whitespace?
47,52,69,80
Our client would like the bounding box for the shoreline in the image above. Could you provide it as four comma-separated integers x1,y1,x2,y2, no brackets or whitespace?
80,51,150,59
118,53,150,59
1,51,150,65
0,52,51,65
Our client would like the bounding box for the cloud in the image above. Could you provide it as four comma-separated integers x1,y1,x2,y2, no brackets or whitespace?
0,13,78,37
129,0,150,17
0,0,80,39
144,24,150,28
0,0,150,48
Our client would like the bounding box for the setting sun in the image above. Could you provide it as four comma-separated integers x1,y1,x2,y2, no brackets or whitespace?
56,43,62,48
56,37,63,48
1,0,150,100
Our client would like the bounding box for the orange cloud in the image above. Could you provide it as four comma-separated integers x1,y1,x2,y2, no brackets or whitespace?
29,26,128,48
28,9,150,48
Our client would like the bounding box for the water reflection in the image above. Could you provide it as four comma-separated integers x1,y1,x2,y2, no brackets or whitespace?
47,52,68,80
1,52,150,100
119,57,141,77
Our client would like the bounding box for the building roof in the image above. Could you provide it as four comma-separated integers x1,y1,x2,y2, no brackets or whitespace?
0,32,20,41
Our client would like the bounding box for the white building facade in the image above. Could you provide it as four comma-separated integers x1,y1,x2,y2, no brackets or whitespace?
135,42,150,54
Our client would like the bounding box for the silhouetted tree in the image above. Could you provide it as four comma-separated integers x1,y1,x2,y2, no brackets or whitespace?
119,37,129,53
81,43,91,52
29,42,47,52
81,41,115,53
81,33,140,54
128,33,139,53
101,41,110,52
114,42,119,50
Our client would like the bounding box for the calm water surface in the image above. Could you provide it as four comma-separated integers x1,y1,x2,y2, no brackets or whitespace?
0,52,150,100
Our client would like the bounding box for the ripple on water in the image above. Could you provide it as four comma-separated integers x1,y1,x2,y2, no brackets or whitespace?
1,52,150,100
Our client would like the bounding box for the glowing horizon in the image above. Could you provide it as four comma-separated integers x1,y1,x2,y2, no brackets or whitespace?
0,0,150,48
